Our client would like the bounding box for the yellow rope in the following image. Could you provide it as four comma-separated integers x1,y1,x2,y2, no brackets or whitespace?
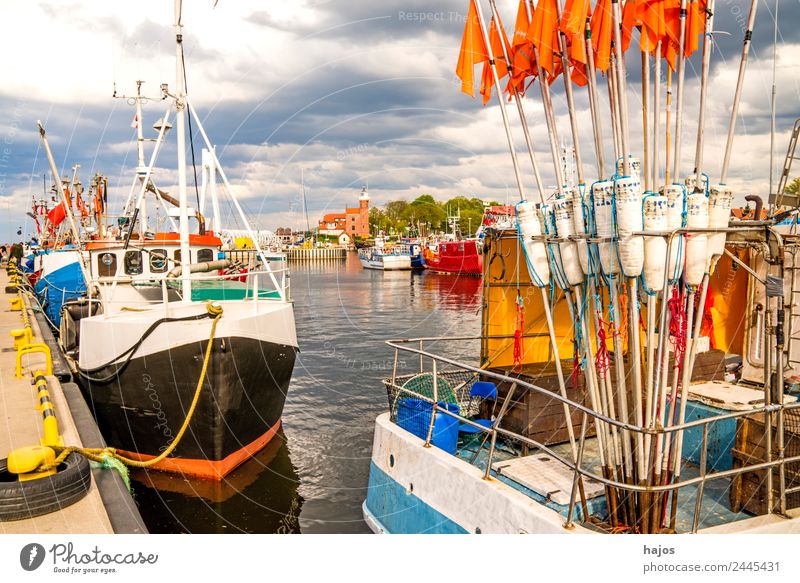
43,302,223,471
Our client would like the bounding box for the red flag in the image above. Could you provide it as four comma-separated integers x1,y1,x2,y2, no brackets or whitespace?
456,0,490,97
527,0,559,79
47,202,67,227
480,16,512,104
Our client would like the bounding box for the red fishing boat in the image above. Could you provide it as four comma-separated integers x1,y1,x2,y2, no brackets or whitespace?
423,239,483,275
422,206,514,276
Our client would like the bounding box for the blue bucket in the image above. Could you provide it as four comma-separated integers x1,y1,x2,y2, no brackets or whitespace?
396,398,461,454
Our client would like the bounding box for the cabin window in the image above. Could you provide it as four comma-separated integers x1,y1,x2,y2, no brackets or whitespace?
149,249,168,273
97,252,117,277
458,243,464,252
196,248,214,263
174,249,188,264
124,250,144,275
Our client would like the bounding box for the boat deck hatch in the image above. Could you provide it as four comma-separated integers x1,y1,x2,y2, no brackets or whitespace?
492,454,605,506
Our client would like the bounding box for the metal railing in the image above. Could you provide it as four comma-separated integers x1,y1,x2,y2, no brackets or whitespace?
86,264,291,316
385,335,800,533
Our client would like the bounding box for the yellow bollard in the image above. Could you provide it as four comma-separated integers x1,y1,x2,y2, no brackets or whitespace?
33,373,62,447
9,297,23,311
11,327,33,350
15,343,52,377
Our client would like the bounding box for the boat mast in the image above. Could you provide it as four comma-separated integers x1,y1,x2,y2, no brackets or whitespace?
134,81,149,234
174,0,192,299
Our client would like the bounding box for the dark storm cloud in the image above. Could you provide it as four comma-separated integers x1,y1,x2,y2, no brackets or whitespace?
0,0,796,235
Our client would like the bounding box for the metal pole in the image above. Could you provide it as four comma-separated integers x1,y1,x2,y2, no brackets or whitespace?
642,51,651,191
36,123,92,288
188,100,285,298
488,0,546,203
541,287,578,456
474,0,529,202
611,0,631,176
554,0,586,186
665,69,673,185
585,17,606,179
693,0,716,189
174,0,192,300
768,0,779,202
720,0,759,184
672,0,689,181
653,41,662,189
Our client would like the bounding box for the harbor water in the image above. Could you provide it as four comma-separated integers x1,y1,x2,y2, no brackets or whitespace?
129,252,482,533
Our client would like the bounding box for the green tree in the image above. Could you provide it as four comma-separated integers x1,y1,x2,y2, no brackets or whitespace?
785,177,800,195
402,194,446,233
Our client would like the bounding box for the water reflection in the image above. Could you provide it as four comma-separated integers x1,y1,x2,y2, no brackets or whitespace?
130,430,303,533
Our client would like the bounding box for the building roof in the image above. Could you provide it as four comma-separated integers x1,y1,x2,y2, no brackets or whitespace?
321,213,346,223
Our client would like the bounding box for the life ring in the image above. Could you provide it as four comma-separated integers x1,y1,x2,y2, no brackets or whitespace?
0,453,91,522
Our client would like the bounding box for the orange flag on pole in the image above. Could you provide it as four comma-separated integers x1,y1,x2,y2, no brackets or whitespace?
684,0,706,57
590,0,614,73
508,0,537,95
480,16,512,104
456,0,489,97
620,0,641,53
560,0,590,86
527,0,559,79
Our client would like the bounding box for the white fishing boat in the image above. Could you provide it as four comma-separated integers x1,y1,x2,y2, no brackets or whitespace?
40,0,298,480
358,243,413,271
364,0,800,534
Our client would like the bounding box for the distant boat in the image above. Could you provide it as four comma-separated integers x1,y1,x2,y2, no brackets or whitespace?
422,239,483,276
358,243,413,271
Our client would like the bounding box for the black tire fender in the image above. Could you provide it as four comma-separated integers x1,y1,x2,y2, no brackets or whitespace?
0,453,91,522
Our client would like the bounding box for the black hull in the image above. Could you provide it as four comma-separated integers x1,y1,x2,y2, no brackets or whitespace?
78,336,297,475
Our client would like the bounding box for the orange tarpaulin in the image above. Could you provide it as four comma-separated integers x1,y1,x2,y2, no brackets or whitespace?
456,0,489,97
480,16,512,104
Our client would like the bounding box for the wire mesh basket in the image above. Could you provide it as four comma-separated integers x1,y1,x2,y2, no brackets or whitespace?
383,370,479,423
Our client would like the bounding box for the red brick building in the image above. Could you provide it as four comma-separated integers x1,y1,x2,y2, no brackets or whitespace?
318,187,370,243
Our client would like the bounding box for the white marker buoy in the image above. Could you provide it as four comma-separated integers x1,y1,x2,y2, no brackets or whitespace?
643,195,668,293
708,185,733,263
685,192,709,287
664,184,686,281
554,197,584,288
592,181,618,276
614,175,644,277
517,200,551,287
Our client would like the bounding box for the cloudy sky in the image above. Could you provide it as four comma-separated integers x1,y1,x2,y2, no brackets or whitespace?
0,0,796,239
